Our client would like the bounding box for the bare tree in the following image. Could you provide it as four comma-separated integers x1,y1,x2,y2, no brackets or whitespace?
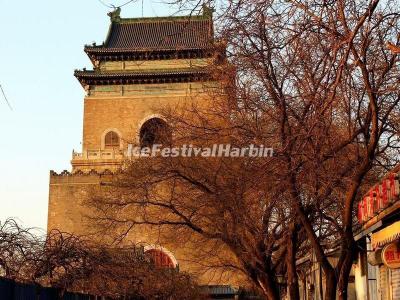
88,98,312,299
0,219,201,299
0,219,39,280
218,0,400,298
88,0,400,299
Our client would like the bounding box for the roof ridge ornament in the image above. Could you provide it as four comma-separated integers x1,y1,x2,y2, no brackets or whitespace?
108,7,121,22
202,4,214,19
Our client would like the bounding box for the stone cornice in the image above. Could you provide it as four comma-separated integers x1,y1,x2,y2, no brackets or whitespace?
50,169,120,177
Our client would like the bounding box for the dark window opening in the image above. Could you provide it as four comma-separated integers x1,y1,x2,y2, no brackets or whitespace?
140,118,171,148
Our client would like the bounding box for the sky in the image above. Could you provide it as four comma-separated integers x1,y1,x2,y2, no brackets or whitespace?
0,0,184,230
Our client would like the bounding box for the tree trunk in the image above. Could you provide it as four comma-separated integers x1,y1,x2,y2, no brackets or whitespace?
257,273,280,300
244,261,280,300
325,269,337,300
337,234,357,300
286,225,300,300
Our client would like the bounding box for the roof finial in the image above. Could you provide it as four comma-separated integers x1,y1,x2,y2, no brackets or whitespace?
108,7,121,22
202,4,214,19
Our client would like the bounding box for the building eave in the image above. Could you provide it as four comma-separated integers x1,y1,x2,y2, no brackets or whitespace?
74,69,210,87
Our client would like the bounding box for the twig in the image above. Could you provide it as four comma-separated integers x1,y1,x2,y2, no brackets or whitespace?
0,84,13,111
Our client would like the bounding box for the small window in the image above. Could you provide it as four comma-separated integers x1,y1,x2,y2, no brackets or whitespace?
104,131,120,148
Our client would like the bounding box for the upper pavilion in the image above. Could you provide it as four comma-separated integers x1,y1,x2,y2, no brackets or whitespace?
69,6,222,173
75,6,217,88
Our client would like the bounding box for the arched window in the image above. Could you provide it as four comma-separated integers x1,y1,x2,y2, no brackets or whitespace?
140,118,171,148
145,249,175,268
104,131,120,148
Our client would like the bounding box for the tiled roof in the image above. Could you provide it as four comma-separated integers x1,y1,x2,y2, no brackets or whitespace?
201,285,238,296
75,69,208,78
85,17,213,54
74,69,209,86
77,8,217,87
109,19,212,50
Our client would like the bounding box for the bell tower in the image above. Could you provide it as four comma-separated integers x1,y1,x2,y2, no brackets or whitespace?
47,7,243,292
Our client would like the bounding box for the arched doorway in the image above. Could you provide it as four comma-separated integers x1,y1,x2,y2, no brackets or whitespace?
139,118,171,148
144,246,178,268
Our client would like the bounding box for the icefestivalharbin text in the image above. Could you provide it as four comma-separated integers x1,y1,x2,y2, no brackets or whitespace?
126,144,274,158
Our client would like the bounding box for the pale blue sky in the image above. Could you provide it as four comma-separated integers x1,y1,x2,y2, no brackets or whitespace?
0,0,184,230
